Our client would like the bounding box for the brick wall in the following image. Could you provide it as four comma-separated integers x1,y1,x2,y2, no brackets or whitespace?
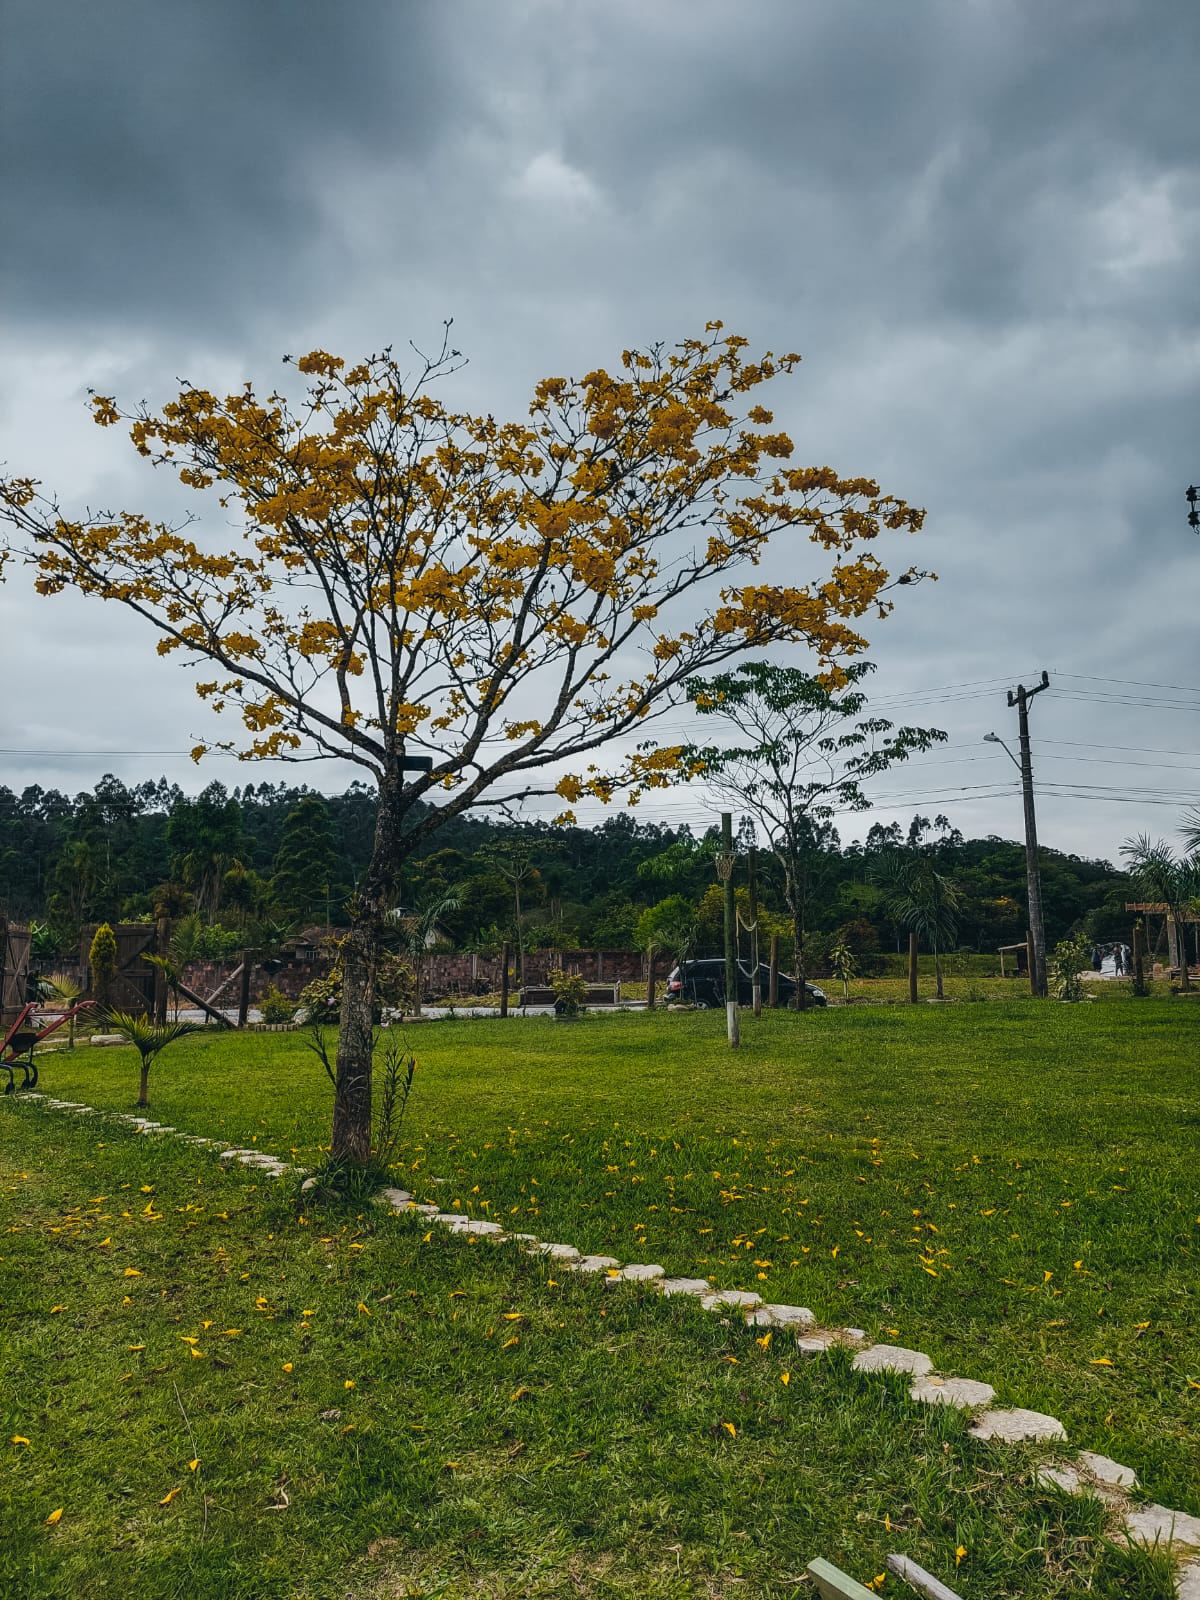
180,947,652,1004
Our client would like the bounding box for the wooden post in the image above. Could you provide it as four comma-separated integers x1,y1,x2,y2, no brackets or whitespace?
720,812,739,1048
237,952,253,1028
646,946,657,1010
908,930,919,1004
1132,921,1147,995
154,916,170,1024
768,934,779,1009
500,941,511,1018
748,844,762,1017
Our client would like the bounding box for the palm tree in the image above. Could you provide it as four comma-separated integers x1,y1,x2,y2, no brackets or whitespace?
873,853,961,1001
389,888,461,1016
1121,834,1198,991
104,1011,200,1107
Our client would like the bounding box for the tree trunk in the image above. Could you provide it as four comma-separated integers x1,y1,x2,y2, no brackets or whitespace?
138,1060,150,1108
908,930,919,1004
934,945,944,1000
792,906,808,1011
331,765,404,1165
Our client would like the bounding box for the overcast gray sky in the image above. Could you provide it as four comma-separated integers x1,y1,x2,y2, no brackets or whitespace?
2,0,1197,861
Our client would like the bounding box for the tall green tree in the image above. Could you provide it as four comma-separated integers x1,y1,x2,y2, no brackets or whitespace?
680,661,945,1007
271,795,340,924
167,784,246,919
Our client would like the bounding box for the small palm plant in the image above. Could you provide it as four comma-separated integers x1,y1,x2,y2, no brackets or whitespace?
104,1011,200,1108
828,940,857,1000
41,971,84,1047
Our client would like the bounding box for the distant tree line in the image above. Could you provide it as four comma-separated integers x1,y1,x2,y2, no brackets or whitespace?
0,774,1137,968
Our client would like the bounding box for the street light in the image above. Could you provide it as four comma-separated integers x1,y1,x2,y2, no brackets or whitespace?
1187,485,1199,533
983,731,1019,768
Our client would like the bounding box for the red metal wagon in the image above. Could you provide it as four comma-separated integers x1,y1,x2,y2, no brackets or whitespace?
1,999,97,1093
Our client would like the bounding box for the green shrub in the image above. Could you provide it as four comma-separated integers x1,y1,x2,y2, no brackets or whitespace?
548,967,589,1016
258,986,296,1025
89,923,118,1009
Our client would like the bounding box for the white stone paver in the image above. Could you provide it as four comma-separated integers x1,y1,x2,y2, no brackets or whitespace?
1122,1504,1200,1549
969,1408,1066,1444
796,1331,842,1354
376,1187,413,1209
1078,1450,1138,1489
533,1242,581,1262
700,1289,763,1311
605,1263,664,1283
910,1375,996,1410
747,1303,815,1329
1176,1562,1200,1599
567,1255,622,1273
852,1344,933,1378
660,1276,714,1297
1035,1464,1082,1494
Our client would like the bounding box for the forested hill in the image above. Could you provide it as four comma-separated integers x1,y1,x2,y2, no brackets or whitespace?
0,776,1134,963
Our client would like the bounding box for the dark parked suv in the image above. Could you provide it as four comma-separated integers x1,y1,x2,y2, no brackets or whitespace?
665,959,827,1008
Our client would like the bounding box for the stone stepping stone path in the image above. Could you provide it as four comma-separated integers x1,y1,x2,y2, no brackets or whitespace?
14,1088,1200,1596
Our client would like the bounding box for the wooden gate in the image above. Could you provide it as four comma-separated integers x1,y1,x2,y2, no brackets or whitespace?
79,923,159,1015
1,919,32,1028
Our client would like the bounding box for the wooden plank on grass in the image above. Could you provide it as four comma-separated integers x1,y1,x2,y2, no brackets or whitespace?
886,1553,964,1600
805,1557,881,1599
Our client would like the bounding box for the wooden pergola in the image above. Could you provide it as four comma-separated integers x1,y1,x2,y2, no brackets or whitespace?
1125,903,1199,972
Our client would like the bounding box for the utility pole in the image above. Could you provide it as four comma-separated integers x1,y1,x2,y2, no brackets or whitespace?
987,671,1050,998
718,812,740,1047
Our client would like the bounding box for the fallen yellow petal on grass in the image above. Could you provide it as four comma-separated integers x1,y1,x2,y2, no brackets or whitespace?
49,1305,67,1314
755,1332,771,1350
357,1303,372,1316
501,1336,519,1349
1090,1358,1114,1367
188,1459,200,1472
502,1313,524,1321
159,1487,183,1506
128,1345,145,1352
955,1544,967,1567
779,1373,790,1386
510,1387,531,1401
12,1436,30,1446
344,1380,355,1390
189,1348,204,1359
45,1508,63,1525
123,1268,142,1278
721,1421,736,1438
282,1362,294,1373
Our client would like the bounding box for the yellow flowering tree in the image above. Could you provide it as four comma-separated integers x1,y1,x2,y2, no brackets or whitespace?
0,324,927,1162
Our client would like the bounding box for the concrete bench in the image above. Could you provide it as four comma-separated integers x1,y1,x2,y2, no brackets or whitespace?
517,984,620,1007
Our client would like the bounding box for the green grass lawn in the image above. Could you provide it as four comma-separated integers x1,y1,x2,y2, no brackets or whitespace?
3,1001,1196,1597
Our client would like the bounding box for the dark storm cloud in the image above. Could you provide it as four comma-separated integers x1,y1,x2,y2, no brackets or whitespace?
1,0,448,330
0,0,1196,857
